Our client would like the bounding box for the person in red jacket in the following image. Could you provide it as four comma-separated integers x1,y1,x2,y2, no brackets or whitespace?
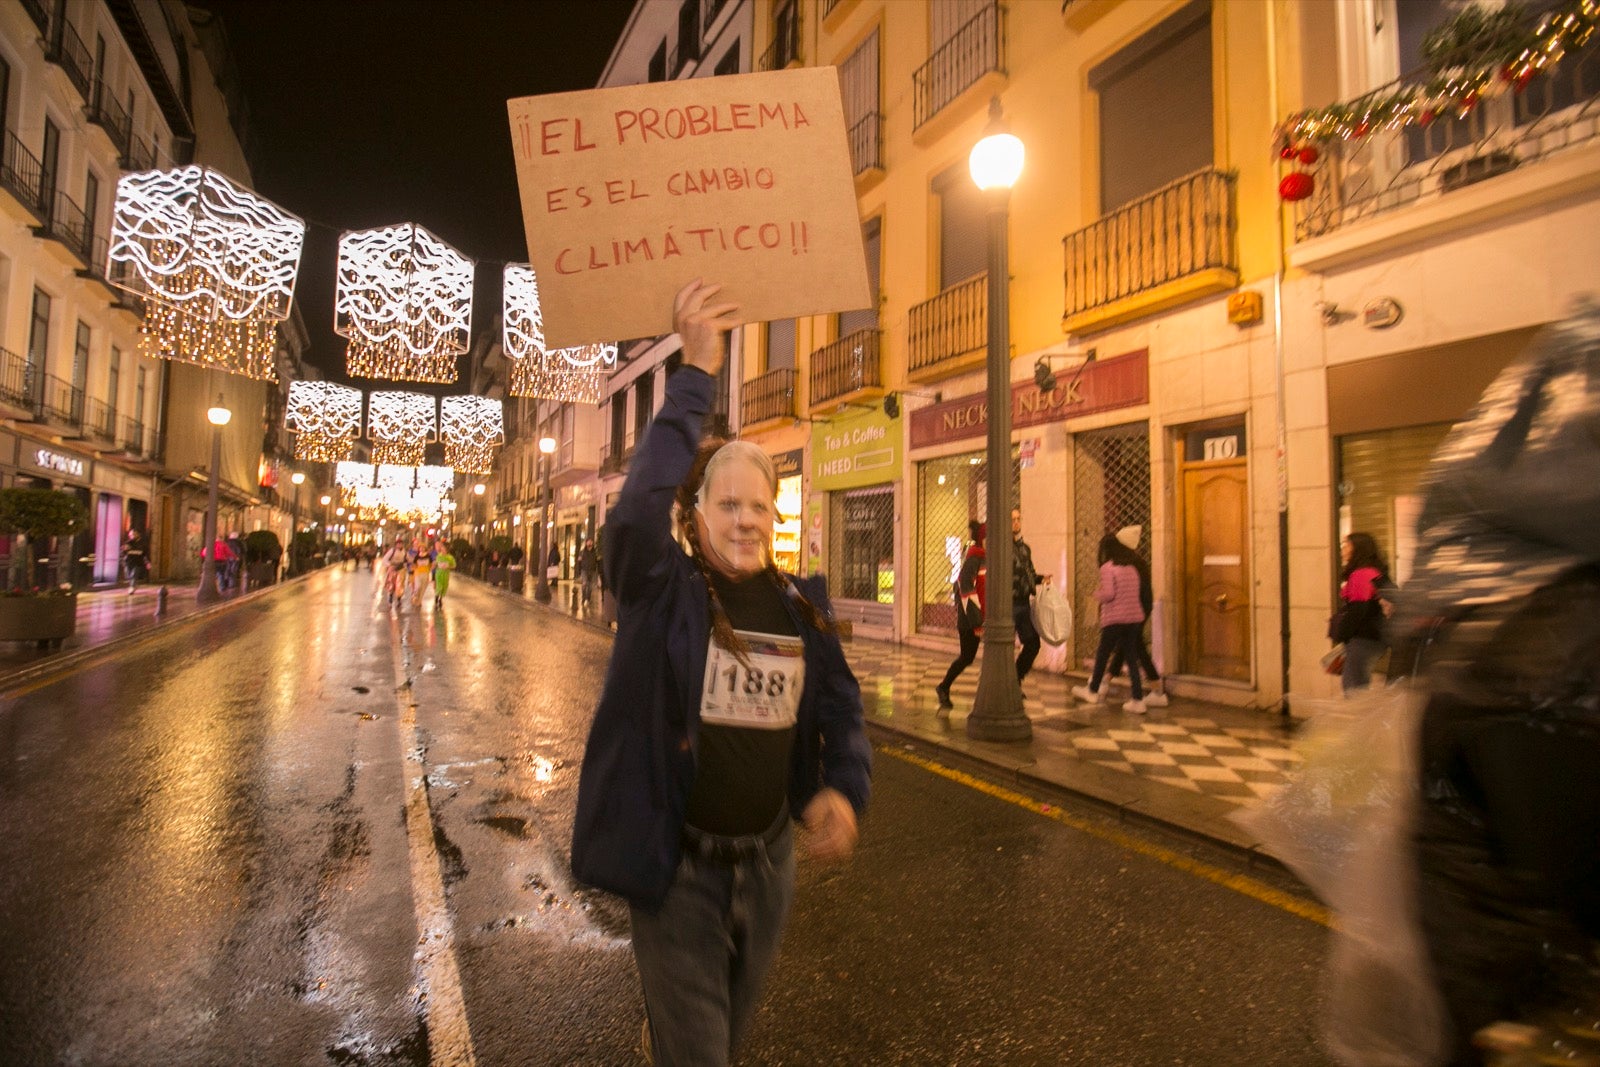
935,520,986,712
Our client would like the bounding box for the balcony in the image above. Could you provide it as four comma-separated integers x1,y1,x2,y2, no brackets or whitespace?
0,131,45,223
86,83,133,158
0,348,37,414
1060,167,1239,336
35,374,85,434
810,328,883,409
758,9,800,72
18,0,48,35
34,190,95,268
83,399,116,444
1289,26,1600,269
908,274,986,382
740,367,797,427
77,234,119,301
848,112,882,177
118,416,147,457
44,18,92,103
124,134,157,172
913,3,1004,135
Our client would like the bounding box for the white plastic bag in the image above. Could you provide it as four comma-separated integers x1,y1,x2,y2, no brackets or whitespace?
1031,584,1072,646
1232,686,1446,1066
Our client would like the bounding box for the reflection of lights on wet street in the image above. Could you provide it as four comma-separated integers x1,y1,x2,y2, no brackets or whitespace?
530,755,554,782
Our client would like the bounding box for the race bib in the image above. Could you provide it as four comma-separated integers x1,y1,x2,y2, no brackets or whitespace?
701,630,805,730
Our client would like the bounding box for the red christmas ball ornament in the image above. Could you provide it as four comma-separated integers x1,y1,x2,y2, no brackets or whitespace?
1420,109,1437,126
1297,145,1320,165
1279,143,1297,160
1461,92,1480,113
1278,172,1315,202
1354,121,1370,138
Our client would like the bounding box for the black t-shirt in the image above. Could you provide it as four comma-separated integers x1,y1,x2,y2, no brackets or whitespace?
684,570,800,835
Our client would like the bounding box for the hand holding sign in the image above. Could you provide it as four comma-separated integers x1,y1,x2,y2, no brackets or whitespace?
508,68,869,348
672,280,742,379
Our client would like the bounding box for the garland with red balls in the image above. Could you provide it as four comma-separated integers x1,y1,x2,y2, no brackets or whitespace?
1274,0,1598,201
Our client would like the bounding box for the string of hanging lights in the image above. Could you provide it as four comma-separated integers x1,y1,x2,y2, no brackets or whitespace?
337,223,474,383
502,263,618,404
366,390,437,466
285,380,363,463
439,395,504,474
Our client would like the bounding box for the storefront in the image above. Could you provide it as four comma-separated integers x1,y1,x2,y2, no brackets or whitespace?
15,441,103,589
771,448,804,574
810,405,902,634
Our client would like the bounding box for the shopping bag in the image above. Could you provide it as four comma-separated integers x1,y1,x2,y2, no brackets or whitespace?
1031,584,1072,646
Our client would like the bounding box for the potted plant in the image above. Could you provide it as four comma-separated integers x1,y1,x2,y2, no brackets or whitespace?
244,530,282,587
0,487,89,650
486,535,514,586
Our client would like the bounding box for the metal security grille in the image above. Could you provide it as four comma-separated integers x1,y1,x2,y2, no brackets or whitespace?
829,485,895,606
915,448,1019,635
1071,422,1150,662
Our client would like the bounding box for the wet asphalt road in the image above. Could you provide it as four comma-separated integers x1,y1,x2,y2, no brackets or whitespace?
0,568,1333,1066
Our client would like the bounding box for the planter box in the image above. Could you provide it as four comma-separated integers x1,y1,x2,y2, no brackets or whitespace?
0,594,77,649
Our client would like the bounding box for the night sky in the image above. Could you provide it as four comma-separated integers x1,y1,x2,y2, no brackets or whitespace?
197,0,637,384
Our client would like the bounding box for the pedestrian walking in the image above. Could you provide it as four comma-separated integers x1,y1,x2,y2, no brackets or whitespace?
1102,525,1169,706
934,520,986,713
571,280,872,1067
121,527,147,594
577,538,597,605
1330,532,1390,693
1072,533,1149,713
380,539,408,608
1010,507,1049,688
431,541,455,608
409,540,434,607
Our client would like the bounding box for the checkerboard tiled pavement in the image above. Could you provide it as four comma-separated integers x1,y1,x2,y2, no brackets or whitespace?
840,635,1306,844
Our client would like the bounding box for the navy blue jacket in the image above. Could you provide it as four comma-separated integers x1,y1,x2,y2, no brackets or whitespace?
570,367,872,912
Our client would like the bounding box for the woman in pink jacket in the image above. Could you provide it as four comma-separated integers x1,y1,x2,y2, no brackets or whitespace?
1071,533,1150,713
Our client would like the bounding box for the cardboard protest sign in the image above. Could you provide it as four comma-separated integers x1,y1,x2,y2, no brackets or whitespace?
507,67,870,349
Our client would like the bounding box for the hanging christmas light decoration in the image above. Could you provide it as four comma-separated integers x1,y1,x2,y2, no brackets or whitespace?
376,463,416,492
502,263,618,404
415,465,456,496
367,391,436,466
109,166,305,381
439,395,504,474
337,223,473,383
335,461,376,489
285,380,363,463
353,485,385,513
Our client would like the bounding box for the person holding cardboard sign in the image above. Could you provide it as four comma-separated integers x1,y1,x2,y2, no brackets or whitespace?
571,280,872,1066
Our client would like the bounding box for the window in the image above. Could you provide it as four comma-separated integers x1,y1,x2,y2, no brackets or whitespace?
648,41,667,83
839,29,880,173
107,346,120,422
933,163,986,289
27,288,50,376
714,47,740,77
676,0,701,71
0,53,11,130
1091,2,1212,212
929,0,990,50
766,319,795,371
134,366,147,425
40,117,60,208
632,371,654,444
609,394,627,457
829,486,894,602
838,217,881,336
83,170,99,240
73,321,89,395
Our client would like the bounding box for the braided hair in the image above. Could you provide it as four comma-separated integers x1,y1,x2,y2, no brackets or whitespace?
676,437,835,667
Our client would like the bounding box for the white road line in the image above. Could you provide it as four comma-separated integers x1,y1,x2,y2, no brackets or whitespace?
391,621,478,1067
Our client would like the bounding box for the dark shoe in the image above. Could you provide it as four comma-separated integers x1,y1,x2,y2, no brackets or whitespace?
935,684,953,710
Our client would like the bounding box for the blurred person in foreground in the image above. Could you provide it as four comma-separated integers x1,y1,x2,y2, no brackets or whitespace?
1397,300,1600,1064
571,280,872,1067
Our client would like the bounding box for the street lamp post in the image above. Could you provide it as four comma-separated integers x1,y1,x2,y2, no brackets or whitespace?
319,494,331,566
289,471,305,576
533,435,556,603
196,394,232,604
473,482,486,564
966,97,1031,743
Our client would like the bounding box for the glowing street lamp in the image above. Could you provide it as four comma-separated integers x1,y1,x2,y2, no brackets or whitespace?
196,395,232,603
965,98,1031,743
534,435,556,603
289,470,305,575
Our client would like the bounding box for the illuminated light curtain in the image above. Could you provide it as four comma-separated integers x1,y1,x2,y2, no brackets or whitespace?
503,263,618,404
415,465,456,495
285,380,363,462
337,223,473,383
109,166,304,381
439,395,504,474
367,391,436,466
335,461,376,489
375,463,416,492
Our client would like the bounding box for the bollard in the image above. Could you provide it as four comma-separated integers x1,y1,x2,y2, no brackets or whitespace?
155,584,168,617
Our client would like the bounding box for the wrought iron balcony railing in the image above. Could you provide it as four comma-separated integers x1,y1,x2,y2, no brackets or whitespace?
44,18,92,102
913,3,1003,131
810,328,882,408
84,398,116,442
758,8,800,72
848,112,882,174
0,131,44,218
37,373,85,429
740,367,797,425
1292,25,1600,241
0,348,37,410
19,0,48,34
86,83,133,156
118,416,146,456
908,274,986,376
124,134,157,172
39,189,94,265
1061,167,1238,322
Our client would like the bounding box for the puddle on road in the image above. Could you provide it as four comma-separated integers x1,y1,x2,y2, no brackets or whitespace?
478,815,530,839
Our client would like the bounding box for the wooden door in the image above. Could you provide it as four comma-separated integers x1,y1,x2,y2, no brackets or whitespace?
1180,462,1251,681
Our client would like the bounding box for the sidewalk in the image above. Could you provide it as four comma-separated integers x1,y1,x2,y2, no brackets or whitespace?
525,577,1302,863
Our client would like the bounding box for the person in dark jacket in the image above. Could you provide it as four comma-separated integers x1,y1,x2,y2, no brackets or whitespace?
571,280,871,1067
1010,507,1048,685
1333,531,1390,692
934,520,986,713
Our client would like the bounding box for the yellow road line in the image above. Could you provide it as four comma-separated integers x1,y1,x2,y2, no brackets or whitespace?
880,744,1330,927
